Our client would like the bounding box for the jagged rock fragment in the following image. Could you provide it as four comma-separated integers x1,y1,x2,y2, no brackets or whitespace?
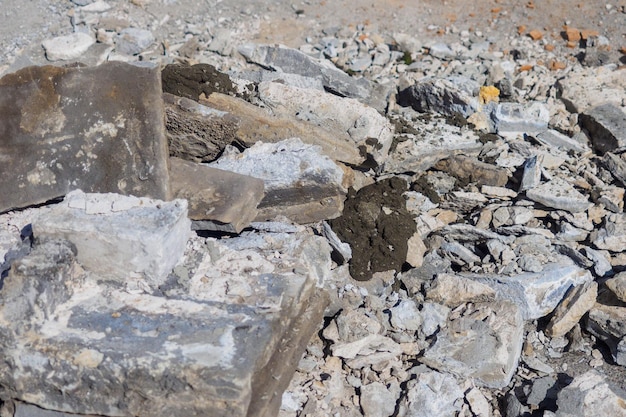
405,370,464,417
546,281,598,338
209,138,346,224
398,76,479,117
525,178,591,213
32,190,190,288
555,371,626,417
169,157,264,233
257,81,393,166
421,300,523,389
579,103,626,155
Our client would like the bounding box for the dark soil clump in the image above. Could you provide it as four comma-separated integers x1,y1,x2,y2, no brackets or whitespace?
329,177,416,281
162,63,235,101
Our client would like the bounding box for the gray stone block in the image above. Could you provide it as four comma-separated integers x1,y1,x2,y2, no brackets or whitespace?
0,63,171,213
0,222,331,417
209,138,347,224
492,102,550,137
169,157,264,233
556,371,626,417
238,43,371,100
579,103,626,155
32,190,190,289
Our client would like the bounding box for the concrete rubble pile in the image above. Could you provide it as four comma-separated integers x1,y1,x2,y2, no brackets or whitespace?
1,2,626,417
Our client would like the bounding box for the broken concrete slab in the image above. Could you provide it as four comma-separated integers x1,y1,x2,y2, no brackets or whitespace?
238,43,372,100
164,93,239,163
525,178,592,213
0,220,331,417
209,138,346,224
397,76,480,117
0,63,171,213
202,93,363,165
421,300,524,389
257,81,394,166
32,190,190,289
169,157,264,233
579,103,626,155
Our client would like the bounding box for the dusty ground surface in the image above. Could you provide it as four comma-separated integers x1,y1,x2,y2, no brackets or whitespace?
1,1,626,416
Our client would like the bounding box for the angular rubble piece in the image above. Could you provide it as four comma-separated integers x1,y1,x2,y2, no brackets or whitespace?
257,81,393,166
32,190,190,289
466,262,593,320
209,138,346,224
0,218,331,417
591,213,626,252
606,272,626,302
535,129,589,153
13,401,102,417
383,116,482,174
232,69,325,91
586,291,626,366
579,103,626,155
525,178,591,213
169,157,264,233
592,184,624,213
237,43,372,100
426,273,496,307
41,32,96,61
433,154,509,187
555,371,626,417
601,152,626,187
0,62,171,213
163,93,240,162
491,102,550,138
404,370,464,417
519,155,542,192
202,93,363,165
360,382,399,417
116,28,155,55
556,66,626,113
397,76,480,117
481,185,518,199
545,281,598,338
421,300,524,389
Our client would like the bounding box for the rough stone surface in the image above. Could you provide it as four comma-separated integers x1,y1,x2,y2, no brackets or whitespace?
591,213,626,252
202,93,363,165
398,76,479,117
164,93,239,163
169,157,264,233
557,67,626,113
469,263,593,320
41,32,95,61
606,272,626,303
0,218,331,417
579,103,626,155
238,43,372,100
555,371,626,417
115,28,154,55
257,81,394,166
209,138,346,224
434,154,509,187
426,273,496,307
421,300,524,388
525,179,591,213
492,101,550,137
32,190,190,288
0,63,171,213
405,370,464,417
546,281,598,338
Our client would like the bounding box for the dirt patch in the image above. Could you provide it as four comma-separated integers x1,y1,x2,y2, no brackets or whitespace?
161,63,236,102
329,177,416,281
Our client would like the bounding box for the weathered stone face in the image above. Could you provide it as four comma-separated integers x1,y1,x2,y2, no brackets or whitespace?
0,62,171,213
